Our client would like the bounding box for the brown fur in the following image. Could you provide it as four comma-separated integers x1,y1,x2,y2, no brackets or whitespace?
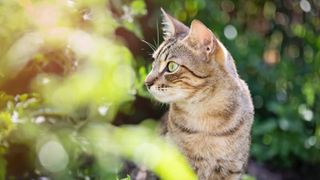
145,9,254,180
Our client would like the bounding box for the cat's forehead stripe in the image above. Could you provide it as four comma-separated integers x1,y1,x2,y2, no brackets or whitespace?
155,39,177,60
156,42,170,59
152,41,167,58
157,50,171,73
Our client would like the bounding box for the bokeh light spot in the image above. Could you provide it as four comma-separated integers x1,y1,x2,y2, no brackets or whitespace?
38,140,69,172
221,0,235,13
305,136,317,149
263,49,280,65
35,116,45,124
298,104,313,121
300,0,311,12
98,105,109,116
11,111,19,123
42,77,50,84
279,118,289,131
224,25,237,40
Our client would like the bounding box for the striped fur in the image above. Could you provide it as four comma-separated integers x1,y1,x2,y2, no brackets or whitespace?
145,10,254,180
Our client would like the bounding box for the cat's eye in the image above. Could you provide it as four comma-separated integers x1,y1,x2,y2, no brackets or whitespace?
167,62,179,72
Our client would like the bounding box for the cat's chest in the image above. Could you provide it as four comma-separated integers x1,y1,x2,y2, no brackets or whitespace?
167,123,232,158
167,111,239,159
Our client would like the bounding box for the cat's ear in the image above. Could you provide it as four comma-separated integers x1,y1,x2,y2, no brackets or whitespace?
185,20,226,64
185,20,216,55
161,8,189,40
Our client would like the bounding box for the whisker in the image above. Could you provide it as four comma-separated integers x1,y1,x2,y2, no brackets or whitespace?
154,88,178,92
141,39,156,51
153,39,158,49
156,18,160,47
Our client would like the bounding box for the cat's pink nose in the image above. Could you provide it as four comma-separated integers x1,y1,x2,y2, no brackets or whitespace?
145,75,157,89
145,80,154,89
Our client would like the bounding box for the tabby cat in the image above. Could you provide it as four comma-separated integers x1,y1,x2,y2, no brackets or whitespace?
145,9,254,180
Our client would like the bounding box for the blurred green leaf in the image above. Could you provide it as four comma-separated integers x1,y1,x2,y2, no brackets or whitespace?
302,82,315,106
130,0,147,15
0,157,6,180
242,174,256,180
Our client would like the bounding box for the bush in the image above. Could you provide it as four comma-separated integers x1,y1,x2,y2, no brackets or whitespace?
0,0,319,179
0,0,195,179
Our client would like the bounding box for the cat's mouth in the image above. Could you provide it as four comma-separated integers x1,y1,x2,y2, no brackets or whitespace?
148,85,186,103
155,84,169,91
148,85,169,97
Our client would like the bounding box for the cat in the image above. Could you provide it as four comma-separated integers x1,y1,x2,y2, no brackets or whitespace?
145,9,254,180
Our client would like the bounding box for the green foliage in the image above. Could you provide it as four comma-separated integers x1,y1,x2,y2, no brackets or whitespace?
0,157,5,180
118,175,131,180
0,0,195,179
0,0,319,179
242,174,256,180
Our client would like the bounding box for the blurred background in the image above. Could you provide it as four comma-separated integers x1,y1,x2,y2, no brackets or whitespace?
0,0,319,179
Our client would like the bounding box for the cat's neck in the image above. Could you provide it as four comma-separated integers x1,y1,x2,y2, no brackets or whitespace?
169,79,242,132
172,80,240,113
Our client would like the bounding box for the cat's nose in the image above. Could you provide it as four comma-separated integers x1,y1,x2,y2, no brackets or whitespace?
145,80,154,89
145,75,157,89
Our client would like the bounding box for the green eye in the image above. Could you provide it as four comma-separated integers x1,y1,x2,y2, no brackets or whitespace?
167,62,179,72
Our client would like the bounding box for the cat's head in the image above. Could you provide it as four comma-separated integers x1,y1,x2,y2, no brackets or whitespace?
145,9,238,103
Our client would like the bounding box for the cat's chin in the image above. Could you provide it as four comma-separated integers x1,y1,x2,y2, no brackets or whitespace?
148,88,185,103
150,92,178,103
153,96,178,103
